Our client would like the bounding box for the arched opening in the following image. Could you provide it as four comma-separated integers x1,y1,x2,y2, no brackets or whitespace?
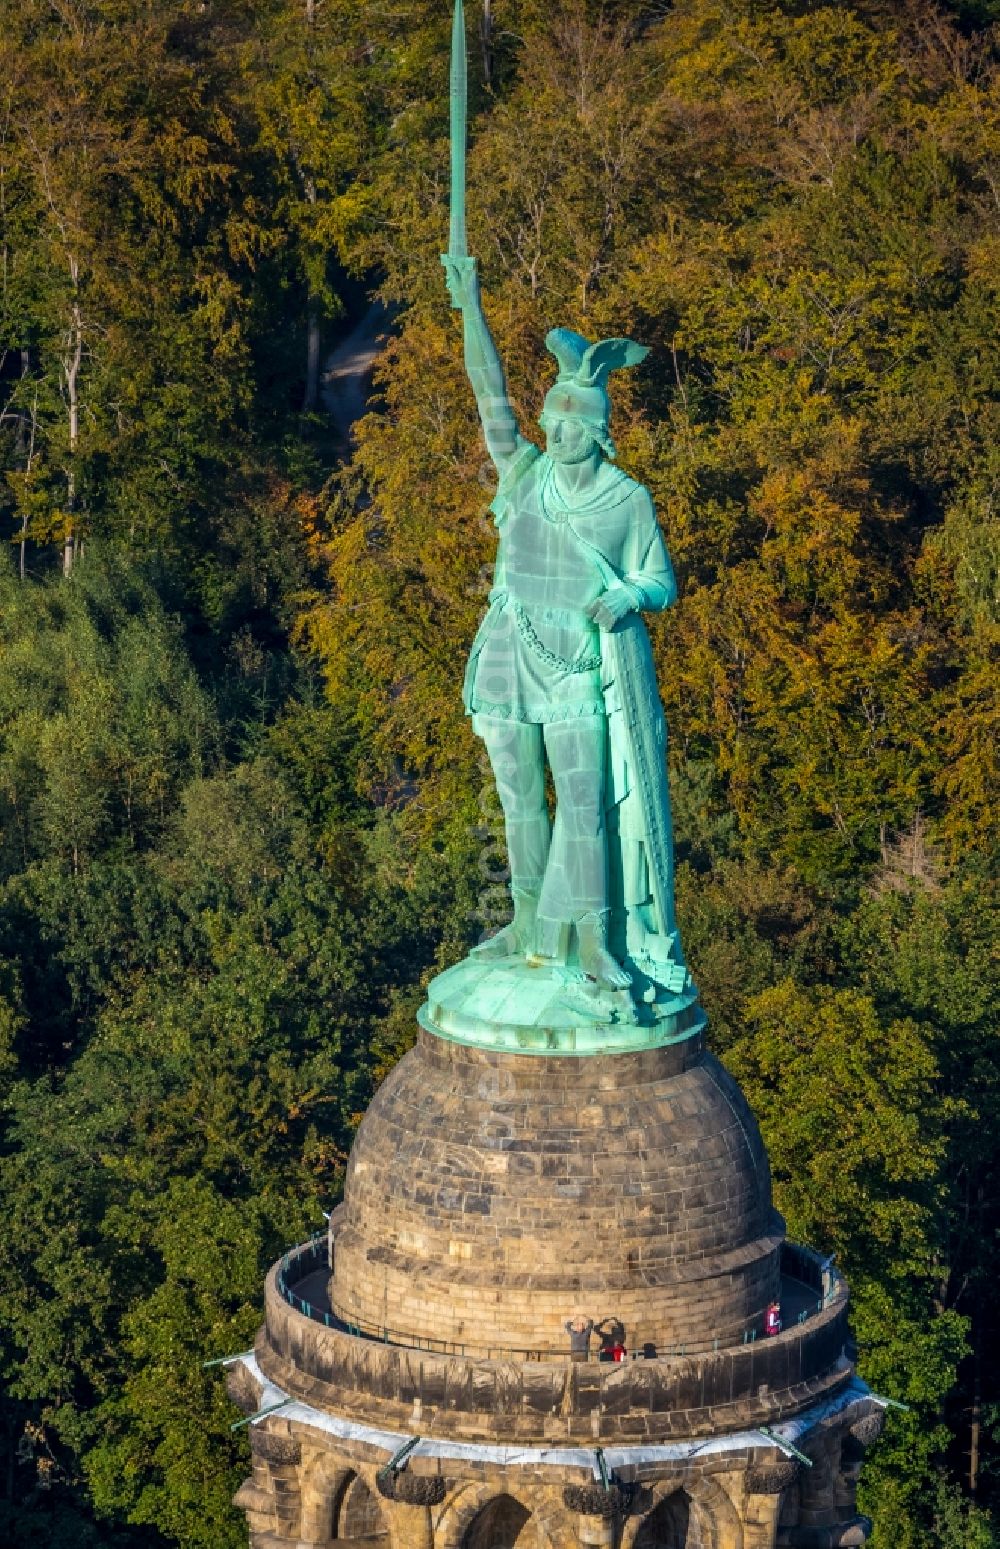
462,1493,533,1549
331,1471,388,1543
635,1490,696,1549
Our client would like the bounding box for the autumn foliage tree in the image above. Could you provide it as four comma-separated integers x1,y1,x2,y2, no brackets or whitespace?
0,3,996,1547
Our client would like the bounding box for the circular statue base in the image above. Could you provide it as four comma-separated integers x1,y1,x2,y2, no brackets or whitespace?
417,950,705,1054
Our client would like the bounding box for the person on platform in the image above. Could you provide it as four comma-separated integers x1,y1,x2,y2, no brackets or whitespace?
565,1314,595,1363
595,1317,627,1362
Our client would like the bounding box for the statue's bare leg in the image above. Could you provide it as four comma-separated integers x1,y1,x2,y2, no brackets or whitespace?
473,718,549,957
538,718,630,990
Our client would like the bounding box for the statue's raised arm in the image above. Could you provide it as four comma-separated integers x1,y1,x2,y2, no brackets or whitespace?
442,255,524,472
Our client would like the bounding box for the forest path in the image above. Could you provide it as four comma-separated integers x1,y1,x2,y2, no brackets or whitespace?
321,299,393,445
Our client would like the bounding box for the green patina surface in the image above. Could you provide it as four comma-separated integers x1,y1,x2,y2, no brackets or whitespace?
428,0,703,1052
419,955,705,1056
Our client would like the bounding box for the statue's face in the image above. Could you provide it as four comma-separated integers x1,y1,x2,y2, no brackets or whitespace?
541,413,599,465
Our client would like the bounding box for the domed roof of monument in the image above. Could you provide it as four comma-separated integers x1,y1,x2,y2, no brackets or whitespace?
330,1029,783,1358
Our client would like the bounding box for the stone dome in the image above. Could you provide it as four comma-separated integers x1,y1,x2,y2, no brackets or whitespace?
329,1029,783,1357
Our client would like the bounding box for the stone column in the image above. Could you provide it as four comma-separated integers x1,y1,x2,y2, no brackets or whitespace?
388,1502,433,1549
576,1514,615,1548
250,1429,303,1541
561,1481,620,1549
742,1462,801,1549
380,1471,446,1549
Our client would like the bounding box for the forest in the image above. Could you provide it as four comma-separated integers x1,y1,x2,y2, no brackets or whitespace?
0,0,997,1544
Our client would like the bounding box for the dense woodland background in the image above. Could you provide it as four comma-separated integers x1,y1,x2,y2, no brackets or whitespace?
0,0,997,1543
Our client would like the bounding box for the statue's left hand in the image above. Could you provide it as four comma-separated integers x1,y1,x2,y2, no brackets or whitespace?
586,583,637,632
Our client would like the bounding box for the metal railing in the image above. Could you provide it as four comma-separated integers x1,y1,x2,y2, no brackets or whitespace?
275,1233,339,1328
275,1232,845,1363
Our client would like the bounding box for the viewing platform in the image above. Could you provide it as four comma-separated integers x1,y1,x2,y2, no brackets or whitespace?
256,1231,852,1446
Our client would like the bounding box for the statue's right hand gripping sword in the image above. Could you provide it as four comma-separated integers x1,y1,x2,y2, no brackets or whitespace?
441,0,477,308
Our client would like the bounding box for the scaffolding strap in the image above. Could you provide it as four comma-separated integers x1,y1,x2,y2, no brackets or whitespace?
378,1436,420,1479
230,1400,292,1433
757,1426,814,1467
203,1350,253,1369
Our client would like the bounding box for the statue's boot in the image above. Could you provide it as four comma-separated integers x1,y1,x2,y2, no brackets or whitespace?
576,910,632,990
472,887,538,960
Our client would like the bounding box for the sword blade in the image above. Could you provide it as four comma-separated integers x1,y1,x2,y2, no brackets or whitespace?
448,0,468,258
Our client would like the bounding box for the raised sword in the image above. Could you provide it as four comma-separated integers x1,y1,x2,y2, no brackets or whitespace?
448,0,467,257
442,0,473,301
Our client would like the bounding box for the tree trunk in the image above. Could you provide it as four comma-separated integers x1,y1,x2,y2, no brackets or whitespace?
303,304,321,412
63,292,82,575
300,171,320,415
481,0,493,90
14,353,30,579
21,376,38,582
970,1186,983,1493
